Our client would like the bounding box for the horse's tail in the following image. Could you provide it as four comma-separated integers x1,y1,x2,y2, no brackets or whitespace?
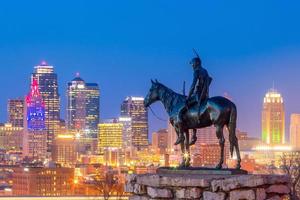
228,103,237,158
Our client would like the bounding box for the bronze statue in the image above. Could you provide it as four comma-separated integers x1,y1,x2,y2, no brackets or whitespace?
176,51,212,146
144,54,241,169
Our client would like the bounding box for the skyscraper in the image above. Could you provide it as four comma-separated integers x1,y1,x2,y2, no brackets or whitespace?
23,79,47,161
0,123,23,151
8,98,24,127
31,61,60,153
118,116,132,149
52,134,77,167
98,119,123,150
290,114,300,149
67,75,86,131
98,119,123,166
262,89,285,145
121,96,148,149
85,83,100,138
152,129,168,154
66,74,100,138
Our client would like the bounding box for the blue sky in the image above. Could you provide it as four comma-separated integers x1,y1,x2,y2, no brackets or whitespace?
0,1,300,138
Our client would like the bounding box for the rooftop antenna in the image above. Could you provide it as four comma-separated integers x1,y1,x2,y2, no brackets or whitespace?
272,81,276,92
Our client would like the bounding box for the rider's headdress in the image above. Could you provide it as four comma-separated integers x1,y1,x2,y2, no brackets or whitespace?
190,49,201,66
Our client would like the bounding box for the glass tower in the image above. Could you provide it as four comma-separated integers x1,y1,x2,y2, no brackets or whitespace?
23,79,47,160
8,98,24,127
67,74,100,138
262,88,285,145
85,83,100,138
31,61,60,153
121,96,148,150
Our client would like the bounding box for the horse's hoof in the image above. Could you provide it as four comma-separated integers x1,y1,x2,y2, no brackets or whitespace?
174,137,185,145
189,137,197,146
185,162,191,168
236,163,241,170
216,164,222,169
178,163,186,169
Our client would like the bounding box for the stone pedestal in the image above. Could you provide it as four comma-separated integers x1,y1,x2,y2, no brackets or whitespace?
125,173,291,200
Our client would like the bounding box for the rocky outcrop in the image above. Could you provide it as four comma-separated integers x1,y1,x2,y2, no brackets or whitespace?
125,173,291,200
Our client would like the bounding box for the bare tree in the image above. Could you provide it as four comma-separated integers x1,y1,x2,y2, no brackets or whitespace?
115,180,126,200
281,152,300,200
92,170,117,200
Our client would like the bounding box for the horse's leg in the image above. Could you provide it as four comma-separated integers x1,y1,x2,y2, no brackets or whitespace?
215,125,225,169
228,124,241,169
177,127,186,168
189,129,197,146
184,129,191,167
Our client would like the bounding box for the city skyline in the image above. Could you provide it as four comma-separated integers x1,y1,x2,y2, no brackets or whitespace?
0,1,300,138
0,1,299,198
1,59,299,140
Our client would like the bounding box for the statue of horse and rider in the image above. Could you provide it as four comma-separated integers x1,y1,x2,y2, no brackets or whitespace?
144,51,241,169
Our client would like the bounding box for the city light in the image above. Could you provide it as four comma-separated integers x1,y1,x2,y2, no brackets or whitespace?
252,145,292,151
0,2,299,198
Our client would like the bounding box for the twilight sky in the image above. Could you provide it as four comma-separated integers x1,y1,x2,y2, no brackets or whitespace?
0,1,300,139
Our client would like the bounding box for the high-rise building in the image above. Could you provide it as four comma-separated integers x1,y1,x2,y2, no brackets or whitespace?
262,89,285,145
98,119,123,150
98,119,123,166
121,97,148,149
32,61,60,153
53,134,77,167
193,143,226,167
290,114,300,149
118,116,132,149
167,122,180,153
67,75,86,131
85,83,100,138
0,123,23,151
8,99,24,127
192,126,230,162
152,129,168,154
67,74,100,138
23,79,47,161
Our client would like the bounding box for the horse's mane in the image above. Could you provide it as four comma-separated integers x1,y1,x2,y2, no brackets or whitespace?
155,81,186,114
156,82,186,98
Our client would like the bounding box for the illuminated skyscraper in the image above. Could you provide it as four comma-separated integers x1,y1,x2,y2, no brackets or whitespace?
66,74,100,138
167,122,182,153
290,114,300,149
31,61,60,153
23,79,47,161
262,89,285,145
98,119,123,150
118,116,132,149
8,98,24,127
98,119,123,166
152,129,168,154
53,134,77,167
67,75,86,131
85,83,100,138
0,123,23,151
121,96,148,149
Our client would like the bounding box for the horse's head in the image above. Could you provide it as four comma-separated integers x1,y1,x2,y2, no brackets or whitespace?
144,79,160,107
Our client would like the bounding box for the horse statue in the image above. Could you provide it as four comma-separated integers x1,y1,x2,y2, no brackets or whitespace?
144,80,241,169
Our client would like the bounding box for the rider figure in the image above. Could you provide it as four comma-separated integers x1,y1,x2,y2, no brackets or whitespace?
174,53,212,145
